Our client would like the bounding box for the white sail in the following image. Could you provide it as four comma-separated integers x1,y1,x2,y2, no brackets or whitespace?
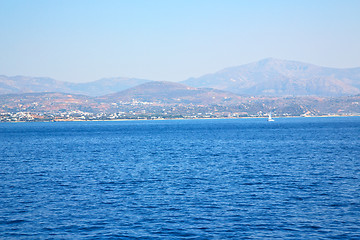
268,113,274,121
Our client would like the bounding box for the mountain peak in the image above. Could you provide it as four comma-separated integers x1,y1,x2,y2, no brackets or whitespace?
251,58,313,69
257,57,277,63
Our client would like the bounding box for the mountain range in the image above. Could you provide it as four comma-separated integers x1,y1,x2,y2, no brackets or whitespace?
1,58,360,98
0,75,151,97
182,58,360,96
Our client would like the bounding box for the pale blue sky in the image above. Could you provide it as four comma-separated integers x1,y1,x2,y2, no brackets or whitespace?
1,0,359,83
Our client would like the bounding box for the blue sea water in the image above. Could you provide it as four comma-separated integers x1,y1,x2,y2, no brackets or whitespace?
0,117,360,239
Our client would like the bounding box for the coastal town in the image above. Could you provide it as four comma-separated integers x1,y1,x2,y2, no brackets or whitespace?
1,90,359,122
0,109,267,122
0,108,355,123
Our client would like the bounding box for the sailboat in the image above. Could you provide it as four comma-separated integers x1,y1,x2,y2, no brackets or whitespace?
268,113,274,122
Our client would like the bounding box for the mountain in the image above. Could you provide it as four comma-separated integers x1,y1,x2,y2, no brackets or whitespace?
101,81,243,105
0,75,152,96
67,77,152,96
182,58,360,96
0,75,73,94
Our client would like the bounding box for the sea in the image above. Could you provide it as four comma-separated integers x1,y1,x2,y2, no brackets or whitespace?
0,117,359,239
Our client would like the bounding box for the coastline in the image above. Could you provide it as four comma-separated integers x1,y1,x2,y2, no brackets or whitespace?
2,114,360,123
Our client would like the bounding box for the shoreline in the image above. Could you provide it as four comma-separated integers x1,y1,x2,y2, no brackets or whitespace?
2,114,360,123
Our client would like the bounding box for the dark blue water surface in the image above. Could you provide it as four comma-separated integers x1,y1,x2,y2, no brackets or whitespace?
1,117,360,239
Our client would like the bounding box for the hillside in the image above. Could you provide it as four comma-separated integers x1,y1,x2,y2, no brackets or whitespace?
182,58,360,96
67,77,152,96
0,92,103,113
101,81,243,105
1,91,359,120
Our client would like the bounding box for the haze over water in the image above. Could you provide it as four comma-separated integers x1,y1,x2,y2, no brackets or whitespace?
1,117,359,239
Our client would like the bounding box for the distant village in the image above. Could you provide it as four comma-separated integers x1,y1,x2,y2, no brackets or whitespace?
0,106,354,123
0,109,267,122
1,92,360,122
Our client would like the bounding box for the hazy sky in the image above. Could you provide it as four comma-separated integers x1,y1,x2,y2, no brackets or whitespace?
1,0,360,83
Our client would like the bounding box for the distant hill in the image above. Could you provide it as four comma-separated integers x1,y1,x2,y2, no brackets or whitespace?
0,75,152,96
68,77,152,96
101,81,243,105
1,90,359,117
0,92,103,113
0,75,73,94
182,58,360,96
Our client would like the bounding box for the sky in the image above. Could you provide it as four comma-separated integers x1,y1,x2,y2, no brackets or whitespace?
1,0,360,83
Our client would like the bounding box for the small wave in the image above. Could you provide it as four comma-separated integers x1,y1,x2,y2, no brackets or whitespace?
0,219,27,225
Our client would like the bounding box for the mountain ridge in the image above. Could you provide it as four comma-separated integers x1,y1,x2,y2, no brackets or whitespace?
0,75,152,96
182,58,360,96
1,58,360,97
